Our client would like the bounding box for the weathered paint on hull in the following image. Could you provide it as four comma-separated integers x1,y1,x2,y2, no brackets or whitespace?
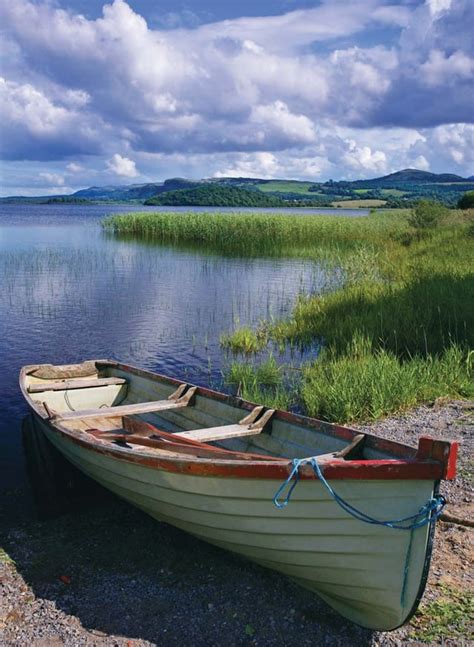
37,416,433,631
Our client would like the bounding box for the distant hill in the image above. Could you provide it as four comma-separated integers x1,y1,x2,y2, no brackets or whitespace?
352,169,468,186
145,182,286,207
335,169,474,206
72,178,201,201
144,184,287,207
2,168,473,207
73,183,164,201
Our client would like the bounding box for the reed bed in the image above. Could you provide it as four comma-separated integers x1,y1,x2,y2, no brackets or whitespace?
104,210,407,255
107,208,474,422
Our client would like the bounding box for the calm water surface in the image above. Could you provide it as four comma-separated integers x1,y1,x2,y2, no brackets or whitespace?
0,204,354,487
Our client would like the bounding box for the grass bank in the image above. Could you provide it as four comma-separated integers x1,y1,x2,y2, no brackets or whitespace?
106,208,474,422
221,209,473,421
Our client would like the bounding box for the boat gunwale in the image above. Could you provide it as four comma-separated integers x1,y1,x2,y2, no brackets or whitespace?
19,360,458,481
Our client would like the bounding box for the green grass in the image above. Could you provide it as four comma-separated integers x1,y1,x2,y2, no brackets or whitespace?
410,585,474,642
220,327,267,354
219,209,473,421
301,336,472,422
381,188,406,197
269,220,474,357
257,181,316,195
107,207,474,423
224,356,293,410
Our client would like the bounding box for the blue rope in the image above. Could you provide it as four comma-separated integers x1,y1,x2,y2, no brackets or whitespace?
273,457,445,529
273,457,445,607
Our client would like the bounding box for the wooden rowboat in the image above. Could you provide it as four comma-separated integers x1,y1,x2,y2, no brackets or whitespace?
20,359,458,631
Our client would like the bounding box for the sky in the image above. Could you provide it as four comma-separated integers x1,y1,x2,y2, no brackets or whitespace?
0,0,473,195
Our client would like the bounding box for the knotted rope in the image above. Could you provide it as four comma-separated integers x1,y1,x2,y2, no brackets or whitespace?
272,456,446,606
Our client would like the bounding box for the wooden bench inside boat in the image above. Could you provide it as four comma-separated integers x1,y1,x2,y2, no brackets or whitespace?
315,433,366,462
84,411,282,462
80,411,364,464
51,384,197,420
173,406,275,442
28,377,127,393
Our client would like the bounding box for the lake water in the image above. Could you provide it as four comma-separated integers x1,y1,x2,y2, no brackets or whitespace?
0,203,359,488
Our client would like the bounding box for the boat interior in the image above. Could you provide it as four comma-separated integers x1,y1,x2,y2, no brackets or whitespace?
24,360,417,463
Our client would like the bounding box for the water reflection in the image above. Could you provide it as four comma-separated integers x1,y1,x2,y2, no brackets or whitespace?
0,204,342,487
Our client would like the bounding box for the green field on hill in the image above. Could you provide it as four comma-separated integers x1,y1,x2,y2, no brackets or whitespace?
257,181,316,195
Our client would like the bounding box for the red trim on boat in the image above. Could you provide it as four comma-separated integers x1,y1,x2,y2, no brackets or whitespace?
416,437,458,480
34,422,457,481
20,361,459,482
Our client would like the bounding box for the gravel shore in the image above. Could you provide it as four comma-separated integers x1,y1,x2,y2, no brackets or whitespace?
1,401,472,646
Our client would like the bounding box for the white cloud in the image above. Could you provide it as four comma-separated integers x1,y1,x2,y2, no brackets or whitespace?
62,88,90,108
106,153,138,177
0,76,105,160
195,1,405,53
66,162,83,173
42,185,74,195
0,0,472,182
342,141,387,174
213,153,280,179
39,171,64,185
413,155,430,171
1,76,71,137
427,0,453,17
420,49,474,87
250,102,316,146
430,123,474,166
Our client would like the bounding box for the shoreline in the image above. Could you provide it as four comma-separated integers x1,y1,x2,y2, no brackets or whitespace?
1,400,472,646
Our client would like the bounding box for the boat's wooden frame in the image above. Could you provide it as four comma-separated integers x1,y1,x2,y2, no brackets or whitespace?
19,359,458,631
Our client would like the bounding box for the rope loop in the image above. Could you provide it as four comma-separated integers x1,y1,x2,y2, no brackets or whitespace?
273,457,446,531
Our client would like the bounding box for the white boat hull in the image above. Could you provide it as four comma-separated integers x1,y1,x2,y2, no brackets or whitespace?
37,416,433,630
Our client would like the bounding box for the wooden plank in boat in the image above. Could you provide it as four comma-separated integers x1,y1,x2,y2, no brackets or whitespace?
175,407,275,443
55,386,197,421
175,423,263,443
57,399,189,420
316,434,366,462
28,377,127,393
87,418,283,462
57,387,193,421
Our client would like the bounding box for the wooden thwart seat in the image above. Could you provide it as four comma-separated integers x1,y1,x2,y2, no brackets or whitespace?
28,377,127,393
174,406,275,442
84,415,283,462
54,384,197,421
316,433,366,462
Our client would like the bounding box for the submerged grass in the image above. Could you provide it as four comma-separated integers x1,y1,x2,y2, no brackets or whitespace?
224,356,293,410
107,208,474,422
220,326,267,354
